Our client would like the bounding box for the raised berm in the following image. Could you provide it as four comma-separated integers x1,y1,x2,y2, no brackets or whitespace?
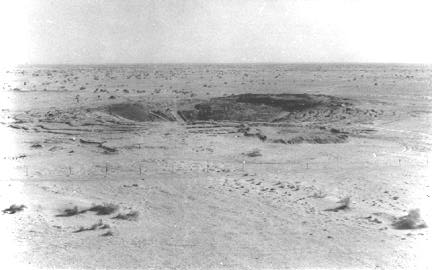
177,93,353,123
104,93,382,144
107,93,376,124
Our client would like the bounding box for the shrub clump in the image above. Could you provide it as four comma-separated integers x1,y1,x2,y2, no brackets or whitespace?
112,211,139,221
87,203,119,215
56,206,86,217
2,204,26,214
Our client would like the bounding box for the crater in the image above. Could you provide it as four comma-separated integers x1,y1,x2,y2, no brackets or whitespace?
177,93,350,122
104,93,381,138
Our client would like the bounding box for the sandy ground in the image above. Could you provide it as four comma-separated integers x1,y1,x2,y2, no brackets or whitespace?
1,64,432,269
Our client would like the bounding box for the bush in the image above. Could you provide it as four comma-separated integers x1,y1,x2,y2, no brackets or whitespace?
112,211,139,221
56,206,85,217
2,204,26,214
87,203,119,215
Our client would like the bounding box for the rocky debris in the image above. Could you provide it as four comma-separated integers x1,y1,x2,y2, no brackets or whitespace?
324,197,351,212
112,211,139,221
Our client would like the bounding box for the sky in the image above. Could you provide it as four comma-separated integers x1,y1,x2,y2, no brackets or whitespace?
1,0,432,65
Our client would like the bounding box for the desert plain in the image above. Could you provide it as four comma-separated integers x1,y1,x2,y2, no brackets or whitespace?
0,63,431,269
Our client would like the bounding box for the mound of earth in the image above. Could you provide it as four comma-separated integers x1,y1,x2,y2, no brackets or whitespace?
8,93,381,145
177,93,379,124
104,94,381,125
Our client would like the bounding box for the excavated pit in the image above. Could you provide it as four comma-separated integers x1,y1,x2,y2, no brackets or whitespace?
103,93,382,144
107,93,356,124
8,93,382,145
177,93,351,122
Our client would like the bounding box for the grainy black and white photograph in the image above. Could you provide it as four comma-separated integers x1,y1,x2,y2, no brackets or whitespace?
0,0,431,269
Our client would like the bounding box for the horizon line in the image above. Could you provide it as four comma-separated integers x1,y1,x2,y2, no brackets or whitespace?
12,61,432,67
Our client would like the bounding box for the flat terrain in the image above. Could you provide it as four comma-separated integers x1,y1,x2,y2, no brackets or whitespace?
1,64,432,269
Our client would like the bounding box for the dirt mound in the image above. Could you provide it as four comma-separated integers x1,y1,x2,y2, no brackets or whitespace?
94,94,383,145
105,94,380,125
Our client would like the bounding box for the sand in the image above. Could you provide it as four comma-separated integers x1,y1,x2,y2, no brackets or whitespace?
0,63,431,269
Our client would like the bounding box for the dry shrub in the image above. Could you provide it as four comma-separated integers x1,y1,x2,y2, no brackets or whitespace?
87,203,119,215
2,204,26,214
112,211,139,221
56,206,86,217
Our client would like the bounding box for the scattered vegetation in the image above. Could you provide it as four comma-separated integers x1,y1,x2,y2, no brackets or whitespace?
57,203,119,217
56,206,84,217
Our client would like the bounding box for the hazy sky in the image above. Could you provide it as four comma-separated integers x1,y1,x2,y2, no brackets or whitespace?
1,0,431,65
